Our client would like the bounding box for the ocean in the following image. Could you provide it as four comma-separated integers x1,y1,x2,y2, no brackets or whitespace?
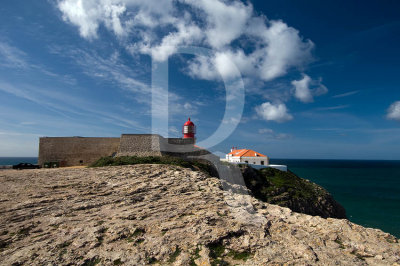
271,159,400,238
1,157,399,238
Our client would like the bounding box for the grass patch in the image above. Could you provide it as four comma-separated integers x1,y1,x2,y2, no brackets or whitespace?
227,250,251,261
90,156,217,177
190,246,201,266
211,259,229,266
126,228,145,243
208,243,225,259
168,246,181,263
207,242,230,265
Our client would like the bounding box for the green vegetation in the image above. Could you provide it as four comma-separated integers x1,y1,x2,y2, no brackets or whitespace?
90,156,217,177
207,242,230,266
240,166,346,218
189,246,201,266
227,250,251,261
168,246,181,263
208,243,225,258
126,228,145,243
243,167,321,202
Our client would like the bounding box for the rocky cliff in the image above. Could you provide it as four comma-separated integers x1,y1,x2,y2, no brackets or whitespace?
0,165,399,265
240,165,347,219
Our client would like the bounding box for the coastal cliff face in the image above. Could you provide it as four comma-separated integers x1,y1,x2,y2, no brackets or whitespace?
240,166,347,219
0,165,399,265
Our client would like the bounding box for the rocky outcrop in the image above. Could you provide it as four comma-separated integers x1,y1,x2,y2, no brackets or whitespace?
240,165,347,219
0,165,399,265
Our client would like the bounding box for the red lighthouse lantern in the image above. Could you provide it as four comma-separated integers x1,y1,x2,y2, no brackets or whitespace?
182,118,196,139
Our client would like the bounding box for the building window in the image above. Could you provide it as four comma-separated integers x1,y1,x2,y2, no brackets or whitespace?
261,161,264,165
245,161,248,163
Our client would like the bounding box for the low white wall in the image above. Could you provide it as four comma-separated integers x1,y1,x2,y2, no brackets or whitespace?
223,161,288,172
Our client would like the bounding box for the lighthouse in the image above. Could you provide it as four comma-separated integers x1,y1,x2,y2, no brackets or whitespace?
182,118,196,139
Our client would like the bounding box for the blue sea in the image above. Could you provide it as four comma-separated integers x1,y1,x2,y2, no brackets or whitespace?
271,159,400,238
0,157,38,165
1,157,399,238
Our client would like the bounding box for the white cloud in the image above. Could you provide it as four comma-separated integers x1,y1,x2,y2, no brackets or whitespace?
292,74,313,102
58,0,127,39
0,41,28,69
58,0,314,82
258,128,291,139
168,126,179,135
291,74,328,103
387,101,400,121
332,90,359,98
258,128,274,134
185,0,252,49
255,102,293,123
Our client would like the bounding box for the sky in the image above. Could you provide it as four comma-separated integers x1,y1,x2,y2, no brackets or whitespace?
0,0,400,159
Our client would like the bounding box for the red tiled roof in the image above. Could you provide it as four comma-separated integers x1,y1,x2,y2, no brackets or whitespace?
227,149,267,158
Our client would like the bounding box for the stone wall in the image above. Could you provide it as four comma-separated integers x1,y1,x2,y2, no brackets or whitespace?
38,137,120,167
38,134,204,167
117,134,163,157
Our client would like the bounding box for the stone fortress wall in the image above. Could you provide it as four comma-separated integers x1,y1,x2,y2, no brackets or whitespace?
117,134,163,157
38,137,121,167
38,134,200,167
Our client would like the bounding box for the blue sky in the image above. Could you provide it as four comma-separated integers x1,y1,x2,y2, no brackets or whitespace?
1,0,400,159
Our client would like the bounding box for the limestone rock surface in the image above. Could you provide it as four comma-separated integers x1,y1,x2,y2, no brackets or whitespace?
0,165,399,265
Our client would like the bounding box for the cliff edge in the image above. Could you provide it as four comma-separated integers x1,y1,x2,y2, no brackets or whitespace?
0,165,399,265
240,165,347,219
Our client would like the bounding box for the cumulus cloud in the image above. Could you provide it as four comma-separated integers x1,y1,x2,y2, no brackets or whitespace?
387,101,400,121
291,74,328,103
255,102,293,123
58,0,314,81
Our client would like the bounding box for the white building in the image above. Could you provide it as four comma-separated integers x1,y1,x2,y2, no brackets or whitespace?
225,148,269,166
224,147,287,172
